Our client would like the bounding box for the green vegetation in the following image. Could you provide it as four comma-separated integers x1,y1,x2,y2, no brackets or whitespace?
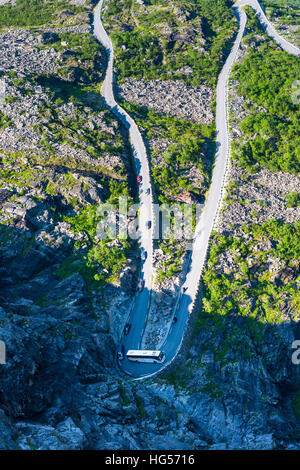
119,96,213,286
164,368,193,391
0,70,127,184
261,0,299,14
0,1,139,296
55,200,131,289
0,0,86,27
266,0,300,5
292,388,300,420
0,76,135,291
0,111,12,130
120,100,215,203
286,192,300,208
5,95,18,104
0,145,126,196
104,0,237,86
134,392,145,417
119,382,131,407
34,99,125,165
157,238,185,282
201,220,300,326
35,75,103,108
50,32,102,59
55,182,133,289
56,240,130,290
24,176,133,292
40,32,106,85
231,9,300,174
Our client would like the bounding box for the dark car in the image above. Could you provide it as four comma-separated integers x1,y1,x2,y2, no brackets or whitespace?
117,344,125,361
124,323,131,336
141,248,147,261
146,220,151,229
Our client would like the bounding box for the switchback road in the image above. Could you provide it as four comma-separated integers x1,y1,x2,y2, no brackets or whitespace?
93,0,299,378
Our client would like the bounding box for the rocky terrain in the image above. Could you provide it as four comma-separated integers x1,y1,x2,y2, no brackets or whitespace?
0,0,300,452
119,97,214,349
118,79,214,125
0,29,61,75
141,242,189,349
219,76,300,235
263,1,300,48
102,0,234,348
103,0,237,85
0,1,143,449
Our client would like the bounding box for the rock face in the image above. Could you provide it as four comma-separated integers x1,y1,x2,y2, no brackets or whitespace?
16,418,87,450
0,0,300,452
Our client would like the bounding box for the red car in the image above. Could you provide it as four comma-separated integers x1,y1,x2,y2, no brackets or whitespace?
137,279,145,292
137,175,142,183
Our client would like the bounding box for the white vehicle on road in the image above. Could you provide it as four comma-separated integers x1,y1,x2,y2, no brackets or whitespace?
94,0,299,378
127,350,165,363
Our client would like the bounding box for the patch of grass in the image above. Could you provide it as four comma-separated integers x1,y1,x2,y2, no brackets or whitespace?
157,237,185,283
231,10,300,174
0,111,12,130
105,0,237,87
120,100,215,203
286,192,300,208
0,0,85,27
57,204,131,289
200,380,222,399
292,389,300,420
134,392,145,418
202,220,300,326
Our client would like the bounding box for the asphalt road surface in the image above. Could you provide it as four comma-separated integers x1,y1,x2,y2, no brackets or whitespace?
237,0,300,56
93,0,299,379
94,0,154,338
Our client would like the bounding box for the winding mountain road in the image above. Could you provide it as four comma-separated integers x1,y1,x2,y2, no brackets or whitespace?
237,0,300,56
94,0,154,338
93,0,299,379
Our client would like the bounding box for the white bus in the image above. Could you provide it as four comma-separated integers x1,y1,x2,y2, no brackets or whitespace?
126,350,165,363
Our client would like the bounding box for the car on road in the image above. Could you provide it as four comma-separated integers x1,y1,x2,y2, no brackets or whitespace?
141,248,147,261
117,344,125,361
123,323,131,336
146,220,151,229
137,175,142,183
181,286,187,294
137,279,145,292
144,188,150,195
